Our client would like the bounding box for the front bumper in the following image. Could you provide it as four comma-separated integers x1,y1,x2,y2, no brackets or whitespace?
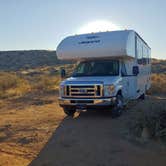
59,97,116,110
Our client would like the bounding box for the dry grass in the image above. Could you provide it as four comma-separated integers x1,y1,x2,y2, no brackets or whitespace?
0,64,75,99
0,63,165,99
151,59,166,74
0,72,31,99
30,75,60,91
129,97,166,142
149,73,166,95
129,72,166,142
0,65,65,99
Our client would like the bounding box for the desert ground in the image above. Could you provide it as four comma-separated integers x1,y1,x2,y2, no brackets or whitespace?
0,90,166,166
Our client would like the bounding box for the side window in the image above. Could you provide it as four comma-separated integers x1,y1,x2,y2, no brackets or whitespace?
147,48,149,64
136,36,150,65
148,49,151,64
142,46,147,65
121,62,127,76
147,48,151,64
137,38,143,65
137,38,149,65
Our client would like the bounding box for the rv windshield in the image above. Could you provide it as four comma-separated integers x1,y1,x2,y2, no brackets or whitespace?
72,60,119,77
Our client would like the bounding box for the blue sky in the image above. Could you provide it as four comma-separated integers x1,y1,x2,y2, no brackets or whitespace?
0,0,166,59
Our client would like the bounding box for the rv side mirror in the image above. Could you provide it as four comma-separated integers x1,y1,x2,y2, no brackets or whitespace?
60,68,66,78
133,66,139,76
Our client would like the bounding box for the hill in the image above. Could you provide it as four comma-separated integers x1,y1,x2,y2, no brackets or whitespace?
0,50,62,71
0,50,165,73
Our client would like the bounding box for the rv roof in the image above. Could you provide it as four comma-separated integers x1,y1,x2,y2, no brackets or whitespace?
57,30,150,60
74,30,150,48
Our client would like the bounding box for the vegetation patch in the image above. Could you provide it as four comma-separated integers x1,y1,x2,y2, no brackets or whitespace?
149,73,166,95
0,72,31,99
129,98,166,143
0,69,61,99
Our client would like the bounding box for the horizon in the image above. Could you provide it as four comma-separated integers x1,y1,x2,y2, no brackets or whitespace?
0,0,166,59
0,49,165,60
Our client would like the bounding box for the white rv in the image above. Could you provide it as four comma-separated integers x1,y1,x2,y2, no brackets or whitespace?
57,30,151,117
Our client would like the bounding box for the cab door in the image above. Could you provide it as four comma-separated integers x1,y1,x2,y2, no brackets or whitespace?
121,62,137,100
121,62,129,99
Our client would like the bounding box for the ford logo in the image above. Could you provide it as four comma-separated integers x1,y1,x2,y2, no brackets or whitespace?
79,89,87,93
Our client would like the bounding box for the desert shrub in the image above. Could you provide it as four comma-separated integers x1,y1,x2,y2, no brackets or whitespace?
149,74,166,94
0,72,19,91
31,75,60,91
151,59,166,74
5,78,31,98
129,99,166,142
0,69,61,99
0,72,31,99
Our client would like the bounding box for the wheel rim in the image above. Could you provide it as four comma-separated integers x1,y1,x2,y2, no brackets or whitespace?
117,97,123,109
116,95,124,114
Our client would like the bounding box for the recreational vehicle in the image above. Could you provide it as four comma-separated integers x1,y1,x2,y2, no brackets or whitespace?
56,30,151,117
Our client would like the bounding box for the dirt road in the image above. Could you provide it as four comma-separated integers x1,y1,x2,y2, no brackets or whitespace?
0,92,166,166
29,98,166,166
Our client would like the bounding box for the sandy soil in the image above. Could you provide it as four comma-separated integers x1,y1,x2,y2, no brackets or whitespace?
0,91,64,166
0,92,166,166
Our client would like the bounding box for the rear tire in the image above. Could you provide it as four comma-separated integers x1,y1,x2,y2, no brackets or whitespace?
63,108,76,117
111,94,124,118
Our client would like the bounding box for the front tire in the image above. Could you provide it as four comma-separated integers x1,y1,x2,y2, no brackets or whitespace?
63,108,76,117
111,94,124,118
139,93,145,100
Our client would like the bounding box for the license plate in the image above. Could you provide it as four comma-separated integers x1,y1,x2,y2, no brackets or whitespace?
76,104,86,109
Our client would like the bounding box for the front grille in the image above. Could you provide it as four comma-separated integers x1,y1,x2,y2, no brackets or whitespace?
65,84,103,98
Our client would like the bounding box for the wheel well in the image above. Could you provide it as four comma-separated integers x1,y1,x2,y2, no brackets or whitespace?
117,90,122,96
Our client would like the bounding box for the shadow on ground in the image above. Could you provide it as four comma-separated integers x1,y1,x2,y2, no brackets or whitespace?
29,109,166,166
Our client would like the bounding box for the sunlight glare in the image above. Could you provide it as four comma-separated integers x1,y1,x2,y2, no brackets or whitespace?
77,20,121,34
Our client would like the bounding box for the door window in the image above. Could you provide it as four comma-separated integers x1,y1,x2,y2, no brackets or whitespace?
121,62,127,76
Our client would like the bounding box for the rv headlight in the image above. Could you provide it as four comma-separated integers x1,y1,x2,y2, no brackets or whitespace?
104,85,115,97
60,85,65,97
